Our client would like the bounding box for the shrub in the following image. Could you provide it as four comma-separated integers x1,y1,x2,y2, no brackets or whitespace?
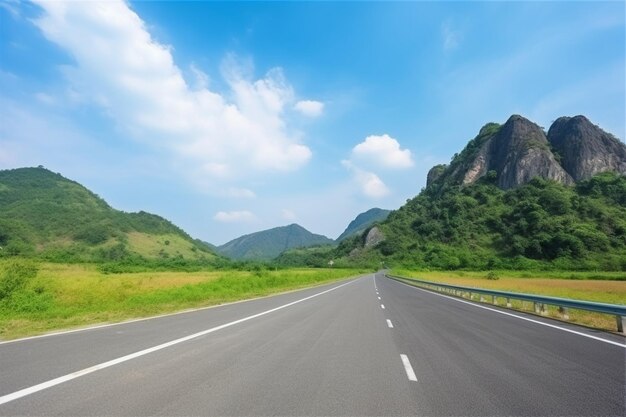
0,260,39,300
486,271,499,280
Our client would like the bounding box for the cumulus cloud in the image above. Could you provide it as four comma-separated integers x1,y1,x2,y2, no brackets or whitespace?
31,0,313,182
351,134,414,169
294,100,324,117
341,160,390,198
213,210,256,223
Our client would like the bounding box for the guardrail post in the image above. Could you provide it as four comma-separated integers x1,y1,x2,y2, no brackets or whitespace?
617,316,625,334
387,274,626,334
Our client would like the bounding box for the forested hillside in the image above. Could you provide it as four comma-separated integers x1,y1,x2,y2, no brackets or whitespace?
0,167,216,263
218,224,333,260
347,173,626,270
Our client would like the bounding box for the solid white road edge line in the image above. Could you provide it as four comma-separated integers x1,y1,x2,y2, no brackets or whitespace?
392,278,626,349
0,279,358,406
0,276,358,346
387,319,394,328
400,354,417,381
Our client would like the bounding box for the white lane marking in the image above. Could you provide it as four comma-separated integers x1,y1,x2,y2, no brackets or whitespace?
378,296,381,300
387,319,394,328
391,278,626,349
400,354,417,381
381,304,385,309
0,277,358,346
0,279,358,406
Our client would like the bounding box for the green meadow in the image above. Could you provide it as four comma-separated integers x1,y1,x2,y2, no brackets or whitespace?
0,260,366,340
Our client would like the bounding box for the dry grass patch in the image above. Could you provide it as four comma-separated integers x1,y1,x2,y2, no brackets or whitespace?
392,270,626,333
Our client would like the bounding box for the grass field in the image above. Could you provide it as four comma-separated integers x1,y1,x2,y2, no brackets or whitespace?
392,269,626,332
0,261,366,340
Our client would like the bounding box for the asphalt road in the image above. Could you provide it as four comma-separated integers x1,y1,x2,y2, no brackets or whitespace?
0,272,624,416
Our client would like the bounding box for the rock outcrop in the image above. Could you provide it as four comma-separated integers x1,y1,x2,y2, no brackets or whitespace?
548,115,626,181
426,114,626,190
364,226,384,248
426,164,447,187
489,115,573,189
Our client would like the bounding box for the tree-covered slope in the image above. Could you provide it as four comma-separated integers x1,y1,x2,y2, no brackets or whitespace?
0,167,216,262
350,173,626,270
218,224,334,260
336,208,390,242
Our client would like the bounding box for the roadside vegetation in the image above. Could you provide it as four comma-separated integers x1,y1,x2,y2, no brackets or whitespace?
0,259,365,340
336,172,626,272
391,269,626,332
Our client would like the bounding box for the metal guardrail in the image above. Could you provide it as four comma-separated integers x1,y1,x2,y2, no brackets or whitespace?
386,274,626,334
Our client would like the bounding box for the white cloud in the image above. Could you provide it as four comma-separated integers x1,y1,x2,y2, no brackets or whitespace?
442,21,460,51
281,209,297,221
189,63,209,90
35,92,55,105
294,100,324,117
351,134,414,169
0,0,20,19
226,187,256,198
341,160,390,199
31,0,312,183
213,210,256,223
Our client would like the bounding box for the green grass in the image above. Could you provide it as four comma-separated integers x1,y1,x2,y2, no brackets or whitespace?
0,261,367,340
392,269,626,332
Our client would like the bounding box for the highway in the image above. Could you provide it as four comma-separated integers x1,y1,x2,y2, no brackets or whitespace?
1,272,624,416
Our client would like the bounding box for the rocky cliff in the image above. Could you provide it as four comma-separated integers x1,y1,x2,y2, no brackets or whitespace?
428,114,623,190
489,115,573,189
548,115,626,181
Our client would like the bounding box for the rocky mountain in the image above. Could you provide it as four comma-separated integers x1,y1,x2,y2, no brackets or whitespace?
336,114,626,271
428,115,578,190
0,167,217,261
336,208,391,242
548,115,626,181
217,224,334,260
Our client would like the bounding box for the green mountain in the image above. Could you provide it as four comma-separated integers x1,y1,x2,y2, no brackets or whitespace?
0,167,216,262
336,208,390,242
274,245,336,268
339,115,626,271
218,224,334,260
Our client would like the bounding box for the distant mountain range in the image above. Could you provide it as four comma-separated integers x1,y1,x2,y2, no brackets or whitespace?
216,208,391,260
0,167,394,263
0,167,216,262
217,224,334,260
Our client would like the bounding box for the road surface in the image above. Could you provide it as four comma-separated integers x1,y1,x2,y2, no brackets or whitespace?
1,272,624,416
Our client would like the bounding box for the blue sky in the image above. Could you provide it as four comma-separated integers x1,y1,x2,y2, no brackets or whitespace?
1,0,624,245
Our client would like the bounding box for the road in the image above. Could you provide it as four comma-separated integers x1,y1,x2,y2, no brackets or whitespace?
0,272,624,416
